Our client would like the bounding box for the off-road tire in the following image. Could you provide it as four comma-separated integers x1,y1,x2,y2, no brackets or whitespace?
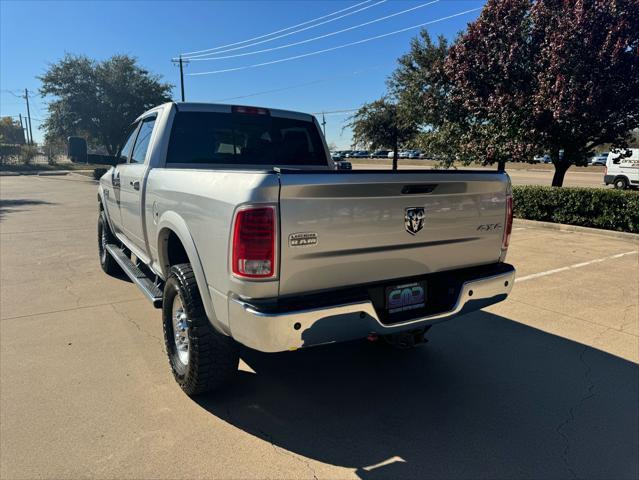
162,263,239,396
98,209,121,275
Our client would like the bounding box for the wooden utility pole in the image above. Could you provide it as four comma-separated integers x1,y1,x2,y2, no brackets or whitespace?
24,89,34,145
18,113,27,144
179,56,185,101
172,56,189,101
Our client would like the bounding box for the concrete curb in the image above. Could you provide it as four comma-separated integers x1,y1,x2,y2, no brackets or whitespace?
514,218,639,241
0,169,94,177
37,171,69,176
1,170,69,176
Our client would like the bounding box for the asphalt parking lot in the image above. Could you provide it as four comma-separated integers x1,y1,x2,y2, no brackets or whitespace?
1,175,637,479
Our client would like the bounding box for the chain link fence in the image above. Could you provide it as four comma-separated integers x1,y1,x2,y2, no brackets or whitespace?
0,144,69,167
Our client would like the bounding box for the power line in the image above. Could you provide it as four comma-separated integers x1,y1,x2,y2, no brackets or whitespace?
311,109,360,115
1,89,24,99
212,65,388,102
189,0,439,61
189,7,481,76
182,0,385,58
182,0,375,57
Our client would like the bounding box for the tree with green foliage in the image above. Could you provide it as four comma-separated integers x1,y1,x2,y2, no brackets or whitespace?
389,0,639,185
445,0,639,186
0,117,25,145
39,54,173,155
387,30,476,167
349,98,418,170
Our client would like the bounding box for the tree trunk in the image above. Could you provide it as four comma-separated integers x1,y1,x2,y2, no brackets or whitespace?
551,162,570,187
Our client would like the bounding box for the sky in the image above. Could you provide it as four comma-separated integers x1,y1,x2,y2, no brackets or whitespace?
0,0,484,147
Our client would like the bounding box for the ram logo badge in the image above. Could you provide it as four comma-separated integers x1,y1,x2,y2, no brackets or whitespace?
289,232,318,247
404,207,425,235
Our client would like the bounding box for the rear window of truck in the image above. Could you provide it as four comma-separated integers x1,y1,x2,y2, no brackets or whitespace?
166,111,327,166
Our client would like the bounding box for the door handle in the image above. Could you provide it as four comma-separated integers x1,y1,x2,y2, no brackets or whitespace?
131,180,140,191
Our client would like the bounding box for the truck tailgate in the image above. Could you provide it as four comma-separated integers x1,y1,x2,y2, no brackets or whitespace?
277,171,509,296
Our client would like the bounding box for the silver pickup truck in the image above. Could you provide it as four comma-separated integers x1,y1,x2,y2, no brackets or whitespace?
98,102,515,396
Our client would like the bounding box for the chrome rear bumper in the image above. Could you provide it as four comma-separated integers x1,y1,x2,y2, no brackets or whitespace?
228,266,515,353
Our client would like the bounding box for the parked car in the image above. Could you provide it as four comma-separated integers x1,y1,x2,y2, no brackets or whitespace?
335,160,352,170
370,150,391,158
589,152,608,166
604,148,639,189
97,102,515,396
399,151,411,158
407,150,422,159
533,154,552,164
350,150,370,158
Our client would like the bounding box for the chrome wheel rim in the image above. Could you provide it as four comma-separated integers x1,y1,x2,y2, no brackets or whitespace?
172,293,189,366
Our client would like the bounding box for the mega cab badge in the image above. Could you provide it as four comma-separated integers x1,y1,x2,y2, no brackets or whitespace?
289,232,318,247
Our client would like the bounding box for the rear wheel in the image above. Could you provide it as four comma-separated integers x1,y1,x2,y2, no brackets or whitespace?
614,177,628,189
98,209,121,275
162,263,239,396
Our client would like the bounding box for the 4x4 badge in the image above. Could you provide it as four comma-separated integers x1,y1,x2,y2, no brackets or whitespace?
405,207,425,235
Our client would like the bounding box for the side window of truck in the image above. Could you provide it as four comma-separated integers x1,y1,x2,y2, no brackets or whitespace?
130,116,156,164
118,123,139,163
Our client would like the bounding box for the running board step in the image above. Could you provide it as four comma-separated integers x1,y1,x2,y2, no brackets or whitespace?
105,244,163,308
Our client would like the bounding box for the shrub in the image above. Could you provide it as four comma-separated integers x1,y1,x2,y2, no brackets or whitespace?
512,185,639,233
18,145,38,165
0,144,21,165
93,168,108,180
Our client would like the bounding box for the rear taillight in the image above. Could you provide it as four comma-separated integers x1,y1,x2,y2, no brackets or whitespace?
502,195,513,249
232,206,276,278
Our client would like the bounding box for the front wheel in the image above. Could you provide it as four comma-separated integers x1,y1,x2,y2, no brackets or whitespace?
162,263,239,396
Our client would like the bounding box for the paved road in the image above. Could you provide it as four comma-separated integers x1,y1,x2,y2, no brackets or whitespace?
1,175,637,479
352,163,606,188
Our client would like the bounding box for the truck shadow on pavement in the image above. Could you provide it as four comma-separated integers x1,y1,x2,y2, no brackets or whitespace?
195,311,639,479
0,198,53,221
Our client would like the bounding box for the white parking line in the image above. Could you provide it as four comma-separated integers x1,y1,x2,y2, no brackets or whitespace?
516,250,638,283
